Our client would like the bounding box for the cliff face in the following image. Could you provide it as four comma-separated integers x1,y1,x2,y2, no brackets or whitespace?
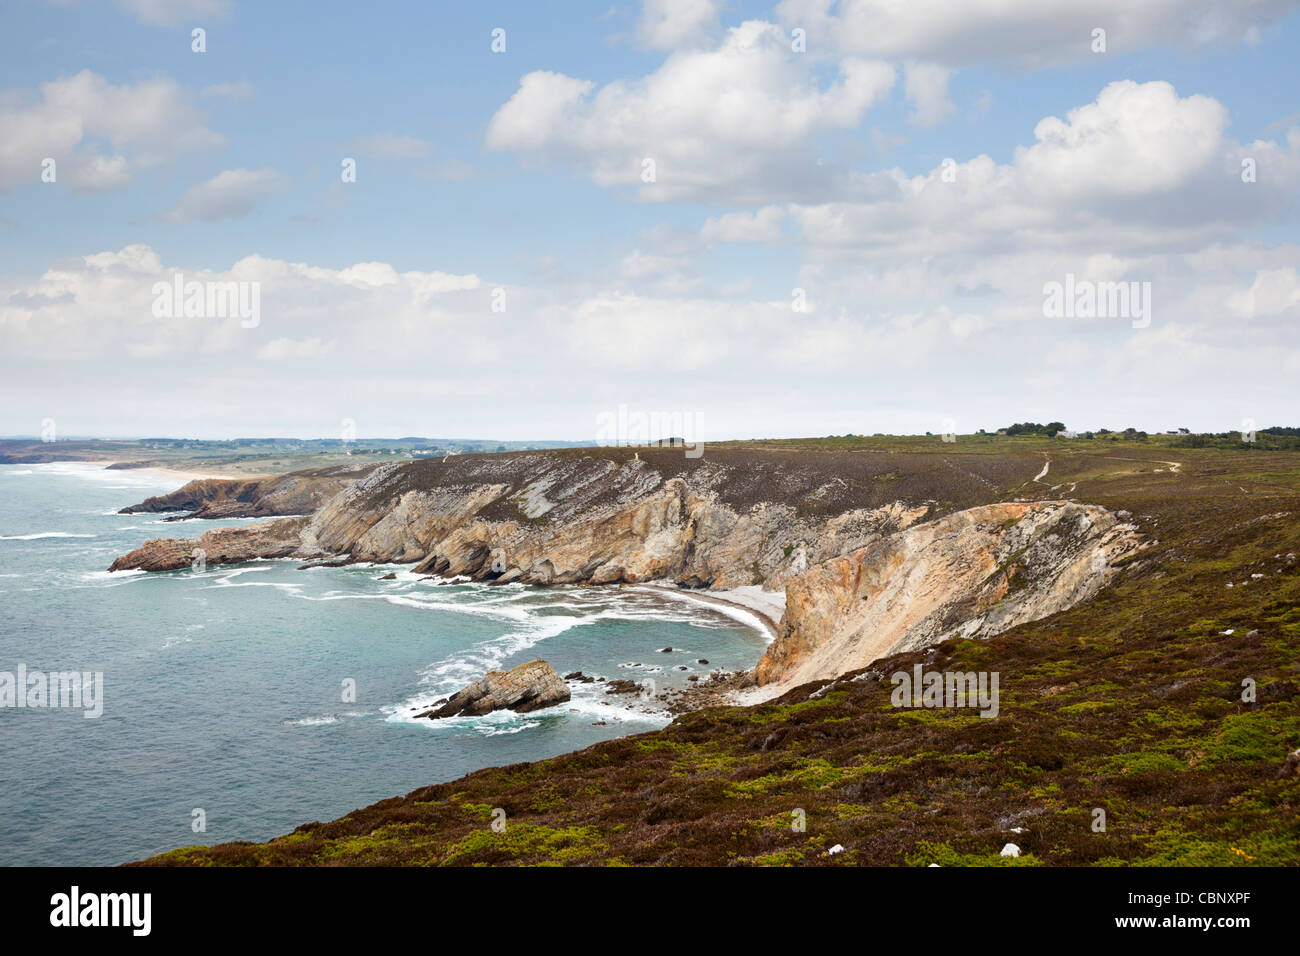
118,465,376,520
107,449,1144,686
753,501,1145,690
297,456,932,588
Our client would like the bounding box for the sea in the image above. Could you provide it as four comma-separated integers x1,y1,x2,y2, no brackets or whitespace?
0,462,769,865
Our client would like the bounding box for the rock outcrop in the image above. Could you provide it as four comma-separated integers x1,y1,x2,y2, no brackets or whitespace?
753,501,1145,689
416,660,570,718
108,517,310,572
119,465,375,521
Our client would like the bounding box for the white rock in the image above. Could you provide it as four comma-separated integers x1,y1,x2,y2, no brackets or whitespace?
1000,843,1021,858
928,863,941,867
828,844,845,855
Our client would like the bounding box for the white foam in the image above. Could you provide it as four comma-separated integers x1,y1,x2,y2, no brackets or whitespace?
564,682,673,723
82,568,146,580
0,532,95,540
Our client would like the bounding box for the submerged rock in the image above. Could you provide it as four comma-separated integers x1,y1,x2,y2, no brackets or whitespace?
416,659,570,719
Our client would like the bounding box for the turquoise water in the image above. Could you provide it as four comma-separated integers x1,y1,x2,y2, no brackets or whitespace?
0,463,769,866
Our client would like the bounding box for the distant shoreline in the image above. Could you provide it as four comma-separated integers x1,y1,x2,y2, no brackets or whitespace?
97,460,238,483
5,459,238,485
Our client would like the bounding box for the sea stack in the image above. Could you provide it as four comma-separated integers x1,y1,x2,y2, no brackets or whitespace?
416,659,571,719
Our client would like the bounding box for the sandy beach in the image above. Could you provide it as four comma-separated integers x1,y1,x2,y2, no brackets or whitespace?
632,582,784,641
64,460,250,484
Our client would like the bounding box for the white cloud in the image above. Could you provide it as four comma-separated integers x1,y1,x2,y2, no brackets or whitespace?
638,0,721,49
4,241,1300,438
0,70,224,193
701,206,787,242
903,62,955,128
485,72,595,152
773,0,1300,67
1016,81,1227,196
159,168,280,223
0,245,485,362
762,82,1299,262
64,154,132,192
485,21,895,202
1226,268,1300,318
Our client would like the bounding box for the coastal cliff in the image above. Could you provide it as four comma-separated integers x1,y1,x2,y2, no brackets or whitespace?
118,464,376,520
108,446,1145,687
755,501,1144,689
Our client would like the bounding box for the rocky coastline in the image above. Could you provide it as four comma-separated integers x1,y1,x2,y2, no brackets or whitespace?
107,447,1145,693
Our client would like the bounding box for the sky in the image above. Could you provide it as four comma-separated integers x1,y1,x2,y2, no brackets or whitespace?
1,0,1298,441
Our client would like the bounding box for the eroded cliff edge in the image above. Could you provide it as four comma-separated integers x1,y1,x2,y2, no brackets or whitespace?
753,501,1143,692
108,448,1146,689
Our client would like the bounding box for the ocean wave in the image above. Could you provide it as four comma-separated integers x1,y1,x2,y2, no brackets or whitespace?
81,569,146,581
394,704,551,737
0,532,95,540
565,681,672,723
285,716,339,727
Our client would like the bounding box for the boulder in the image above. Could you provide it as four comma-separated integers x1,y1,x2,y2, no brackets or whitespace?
1277,748,1300,780
416,659,570,719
